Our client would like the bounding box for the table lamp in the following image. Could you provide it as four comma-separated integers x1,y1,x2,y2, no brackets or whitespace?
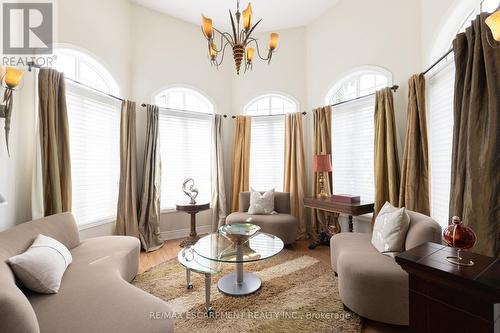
313,154,332,199
443,216,476,266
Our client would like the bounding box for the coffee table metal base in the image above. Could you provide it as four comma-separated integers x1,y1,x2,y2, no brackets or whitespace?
217,271,262,296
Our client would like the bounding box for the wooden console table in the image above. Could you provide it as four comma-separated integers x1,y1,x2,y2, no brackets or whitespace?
176,202,210,247
396,242,500,333
303,197,374,249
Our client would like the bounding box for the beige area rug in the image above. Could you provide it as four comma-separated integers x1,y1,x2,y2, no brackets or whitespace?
133,250,362,333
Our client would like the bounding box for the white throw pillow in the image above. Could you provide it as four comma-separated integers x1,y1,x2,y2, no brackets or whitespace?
248,188,275,215
8,234,72,294
371,202,410,254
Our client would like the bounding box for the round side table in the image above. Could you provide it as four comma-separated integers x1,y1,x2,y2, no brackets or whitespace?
176,202,210,247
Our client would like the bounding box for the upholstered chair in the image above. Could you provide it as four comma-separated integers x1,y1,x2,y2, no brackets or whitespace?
225,192,298,245
330,210,442,325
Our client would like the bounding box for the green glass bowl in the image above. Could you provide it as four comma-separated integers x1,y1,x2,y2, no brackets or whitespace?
219,223,261,245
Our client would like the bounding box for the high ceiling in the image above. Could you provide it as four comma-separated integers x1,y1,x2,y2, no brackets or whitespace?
131,0,340,32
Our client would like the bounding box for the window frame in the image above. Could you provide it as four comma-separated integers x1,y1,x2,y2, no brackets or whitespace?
243,92,300,116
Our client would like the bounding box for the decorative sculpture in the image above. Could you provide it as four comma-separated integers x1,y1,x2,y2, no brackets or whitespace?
182,178,199,204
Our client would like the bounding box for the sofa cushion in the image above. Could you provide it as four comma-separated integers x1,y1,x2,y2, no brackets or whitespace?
371,202,410,254
248,188,275,214
28,236,173,333
226,212,298,245
8,234,73,294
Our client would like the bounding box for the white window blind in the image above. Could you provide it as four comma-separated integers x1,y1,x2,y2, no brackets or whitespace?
158,110,212,209
427,58,455,230
249,116,285,191
66,81,121,226
331,96,375,203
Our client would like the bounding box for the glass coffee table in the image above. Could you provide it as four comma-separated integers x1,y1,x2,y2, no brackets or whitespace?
192,229,284,296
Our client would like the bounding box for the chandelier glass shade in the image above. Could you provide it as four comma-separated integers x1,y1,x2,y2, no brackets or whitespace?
201,1,279,75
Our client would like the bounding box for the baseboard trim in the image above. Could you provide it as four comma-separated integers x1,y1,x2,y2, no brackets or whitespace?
159,225,212,241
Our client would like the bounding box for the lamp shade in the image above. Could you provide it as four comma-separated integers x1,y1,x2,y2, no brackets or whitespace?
486,9,500,42
4,67,23,89
201,15,213,39
209,43,217,60
246,47,254,62
269,32,279,50
313,154,332,172
242,3,253,31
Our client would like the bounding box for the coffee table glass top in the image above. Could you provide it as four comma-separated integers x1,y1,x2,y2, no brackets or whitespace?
193,232,284,263
177,247,223,275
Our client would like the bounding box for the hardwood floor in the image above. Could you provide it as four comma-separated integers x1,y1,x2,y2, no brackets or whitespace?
139,238,409,333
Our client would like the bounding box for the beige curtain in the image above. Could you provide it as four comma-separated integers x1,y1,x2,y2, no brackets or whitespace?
399,74,430,215
312,106,332,235
374,87,400,216
231,116,251,212
211,114,228,232
38,68,72,216
115,100,139,238
450,14,500,258
284,112,307,239
138,105,163,252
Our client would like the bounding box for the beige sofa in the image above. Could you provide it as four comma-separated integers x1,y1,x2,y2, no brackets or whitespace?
0,213,174,333
226,192,298,244
330,210,441,325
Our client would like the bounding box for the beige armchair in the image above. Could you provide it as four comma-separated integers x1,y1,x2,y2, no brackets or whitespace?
330,210,442,325
225,192,298,244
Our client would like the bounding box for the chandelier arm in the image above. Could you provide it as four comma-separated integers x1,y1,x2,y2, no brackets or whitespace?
229,10,238,42
242,19,262,45
213,28,235,46
215,42,231,66
247,38,271,61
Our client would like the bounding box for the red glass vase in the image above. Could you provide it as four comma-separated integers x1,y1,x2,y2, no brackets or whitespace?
442,216,476,266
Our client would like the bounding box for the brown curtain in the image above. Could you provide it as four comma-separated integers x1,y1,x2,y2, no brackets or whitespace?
374,88,400,216
284,112,307,239
231,116,251,212
138,105,163,252
211,114,228,231
399,74,430,215
115,100,139,238
450,14,500,258
38,68,72,216
312,106,332,235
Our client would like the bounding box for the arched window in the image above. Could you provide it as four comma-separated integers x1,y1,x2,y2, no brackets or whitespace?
52,47,121,227
325,67,392,212
325,67,392,104
244,93,299,191
154,86,214,209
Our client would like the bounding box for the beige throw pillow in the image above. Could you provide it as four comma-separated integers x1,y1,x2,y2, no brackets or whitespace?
248,188,275,215
8,234,72,294
371,202,410,254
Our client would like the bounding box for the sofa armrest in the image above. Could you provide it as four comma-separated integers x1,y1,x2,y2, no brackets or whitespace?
405,211,442,250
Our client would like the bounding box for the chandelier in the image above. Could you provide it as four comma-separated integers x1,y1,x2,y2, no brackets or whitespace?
201,1,279,75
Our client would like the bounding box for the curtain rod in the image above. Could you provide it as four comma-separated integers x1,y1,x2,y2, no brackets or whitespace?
28,61,125,103
140,103,227,118
328,84,399,108
231,111,307,119
423,48,454,75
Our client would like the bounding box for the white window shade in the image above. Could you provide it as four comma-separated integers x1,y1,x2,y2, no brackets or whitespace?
66,81,121,226
331,96,375,203
427,59,455,230
249,116,285,191
158,110,212,209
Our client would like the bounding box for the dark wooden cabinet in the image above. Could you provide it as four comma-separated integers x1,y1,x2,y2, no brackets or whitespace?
396,242,500,333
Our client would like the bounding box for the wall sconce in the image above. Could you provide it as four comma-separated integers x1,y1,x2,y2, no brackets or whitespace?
0,67,24,156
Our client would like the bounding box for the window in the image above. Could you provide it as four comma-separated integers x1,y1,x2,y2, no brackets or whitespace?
53,48,121,227
325,67,392,104
155,87,213,209
427,58,455,230
326,67,392,203
244,94,298,191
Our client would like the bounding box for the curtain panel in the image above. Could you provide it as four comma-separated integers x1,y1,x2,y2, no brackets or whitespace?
138,104,163,252
211,114,228,231
374,87,400,217
399,74,430,215
312,106,332,235
230,116,251,212
450,14,500,257
38,68,72,216
115,100,140,238
284,112,307,239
